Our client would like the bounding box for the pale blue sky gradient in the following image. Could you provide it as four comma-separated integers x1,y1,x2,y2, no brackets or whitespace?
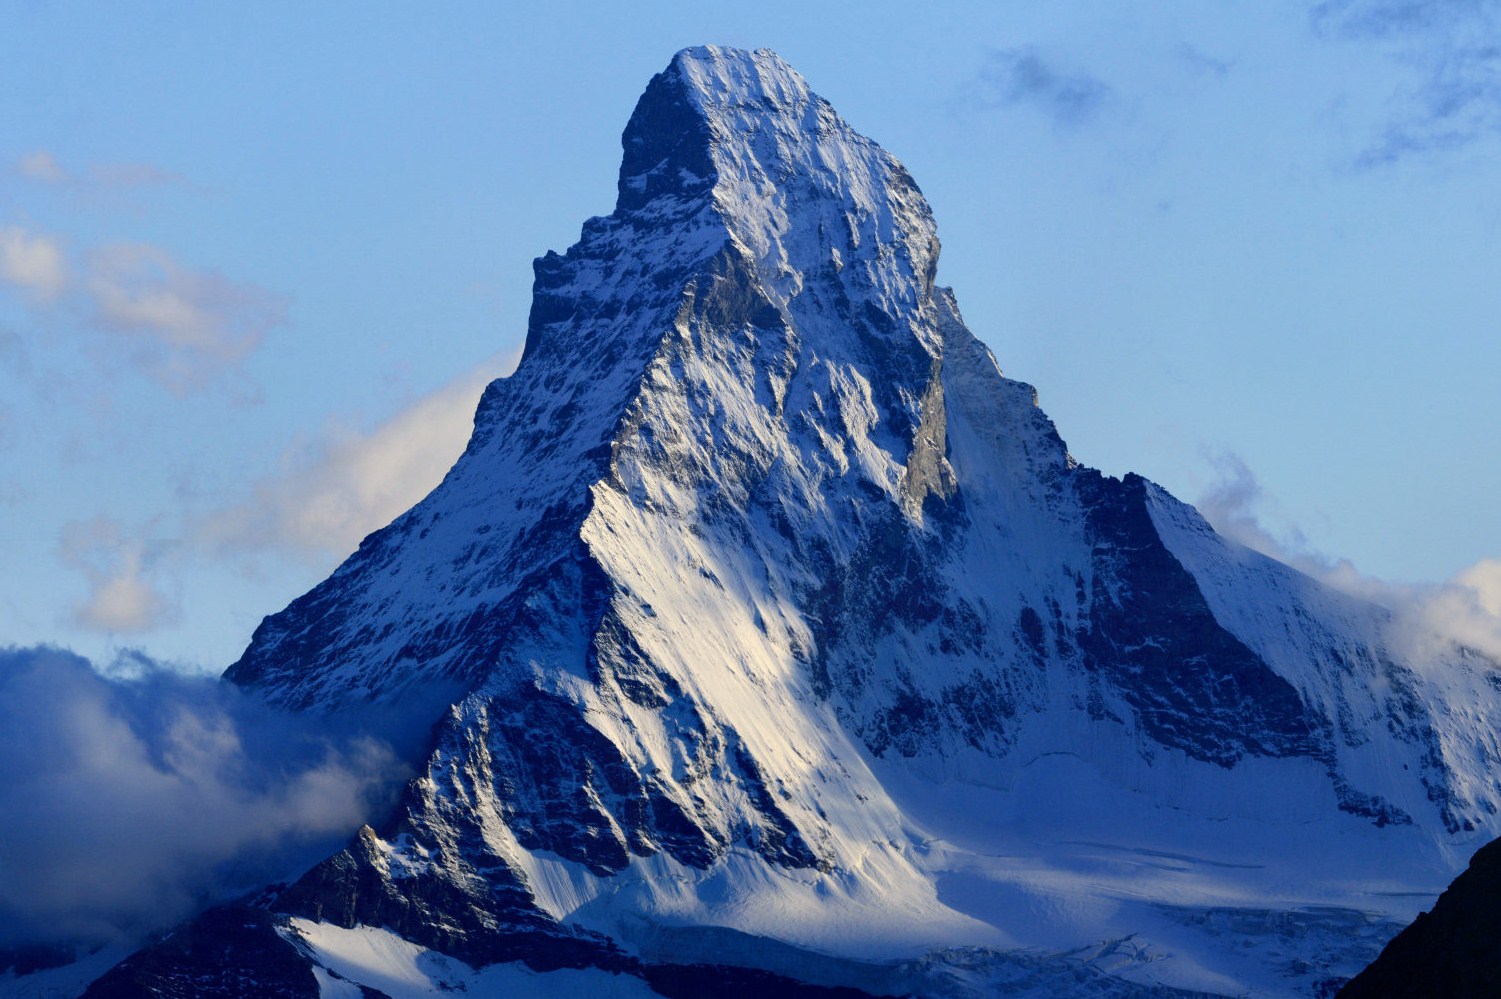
2,1,1498,670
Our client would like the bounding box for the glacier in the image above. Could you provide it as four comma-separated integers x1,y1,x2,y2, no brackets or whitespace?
67,45,1501,999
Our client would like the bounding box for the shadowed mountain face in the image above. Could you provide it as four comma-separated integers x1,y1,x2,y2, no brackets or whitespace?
70,46,1501,999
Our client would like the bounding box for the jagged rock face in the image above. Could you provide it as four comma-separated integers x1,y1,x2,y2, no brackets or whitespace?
148,45,1501,998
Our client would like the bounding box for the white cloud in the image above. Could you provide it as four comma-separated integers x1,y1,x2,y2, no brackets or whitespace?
1456,559,1501,617
0,225,67,300
58,516,177,634
1197,452,1501,664
199,351,518,561
86,242,286,391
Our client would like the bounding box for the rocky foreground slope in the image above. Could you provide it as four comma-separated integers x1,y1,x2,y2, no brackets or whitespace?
76,46,1501,998
1337,835,1501,998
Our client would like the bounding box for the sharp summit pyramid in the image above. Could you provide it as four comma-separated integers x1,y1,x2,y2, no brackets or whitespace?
84,46,1501,999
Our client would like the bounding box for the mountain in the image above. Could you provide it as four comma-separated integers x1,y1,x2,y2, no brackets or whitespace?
77,45,1501,998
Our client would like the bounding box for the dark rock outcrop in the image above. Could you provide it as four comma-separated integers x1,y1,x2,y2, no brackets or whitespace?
1338,837,1501,998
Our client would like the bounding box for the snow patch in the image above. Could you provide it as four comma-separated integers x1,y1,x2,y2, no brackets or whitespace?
284,920,660,999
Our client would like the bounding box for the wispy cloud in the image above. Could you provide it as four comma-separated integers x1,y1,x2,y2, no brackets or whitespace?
15,150,68,184
0,225,284,392
0,225,67,301
10,148,189,192
0,480,27,508
33,354,512,642
1311,0,1501,165
58,516,178,635
1195,452,1316,564
0,646,407,949
972,46,1113,127
85,242,285,392
197,352,516,562
1173,42,1233,79
1198,452,1501,664
4,153,273,391
1312,0,1494,39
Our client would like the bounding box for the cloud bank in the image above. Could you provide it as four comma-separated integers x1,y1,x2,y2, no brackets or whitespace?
0,647,410,950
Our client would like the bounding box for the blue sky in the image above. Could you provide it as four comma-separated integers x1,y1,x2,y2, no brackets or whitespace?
2,1,1498,671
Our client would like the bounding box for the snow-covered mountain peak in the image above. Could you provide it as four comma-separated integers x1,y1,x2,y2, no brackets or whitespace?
613,45,938,332
231,45,969,713
669,45,812,111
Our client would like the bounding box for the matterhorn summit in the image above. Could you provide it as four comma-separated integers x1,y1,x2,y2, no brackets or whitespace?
82,46,1501,999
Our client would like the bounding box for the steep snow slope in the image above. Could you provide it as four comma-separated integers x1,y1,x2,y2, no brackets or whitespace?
82,46,1501,999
